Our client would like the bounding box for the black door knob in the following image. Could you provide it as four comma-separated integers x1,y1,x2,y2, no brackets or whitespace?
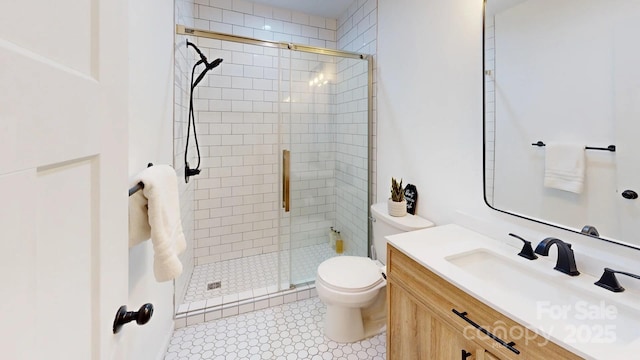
622,190,638,200
113,303,154,334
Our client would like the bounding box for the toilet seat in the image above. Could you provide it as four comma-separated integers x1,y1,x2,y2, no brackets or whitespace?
317,256,384,293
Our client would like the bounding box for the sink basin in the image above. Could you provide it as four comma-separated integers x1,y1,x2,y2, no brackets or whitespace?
446,249,640,345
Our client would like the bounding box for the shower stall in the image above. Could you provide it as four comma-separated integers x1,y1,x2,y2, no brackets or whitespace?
174,26,372,317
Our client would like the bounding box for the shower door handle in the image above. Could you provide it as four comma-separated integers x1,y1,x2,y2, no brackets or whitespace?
283,149,290,212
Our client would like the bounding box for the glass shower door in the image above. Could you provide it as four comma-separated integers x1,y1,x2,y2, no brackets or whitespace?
176,35,294,305
286,50,370,286
332,56,370,260
286,50,337,285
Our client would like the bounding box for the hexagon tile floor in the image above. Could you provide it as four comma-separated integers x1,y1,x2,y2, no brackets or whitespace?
185,244,338,303
164,297,387,360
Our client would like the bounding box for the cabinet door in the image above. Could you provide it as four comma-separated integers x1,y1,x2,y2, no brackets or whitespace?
432,315,485,360
388,280,485,359
388,281,432,359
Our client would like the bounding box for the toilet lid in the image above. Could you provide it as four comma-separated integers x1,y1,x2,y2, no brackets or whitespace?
317,256,383,292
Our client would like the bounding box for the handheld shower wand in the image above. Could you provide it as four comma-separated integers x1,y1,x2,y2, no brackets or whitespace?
184,40,224,183
187,41,223,88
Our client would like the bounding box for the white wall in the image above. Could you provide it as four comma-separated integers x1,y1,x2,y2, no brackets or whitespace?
128,1,176,359
377,0,484,224
377,0,640,293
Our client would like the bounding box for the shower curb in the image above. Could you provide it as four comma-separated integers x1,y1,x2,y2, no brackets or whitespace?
174,282,317,328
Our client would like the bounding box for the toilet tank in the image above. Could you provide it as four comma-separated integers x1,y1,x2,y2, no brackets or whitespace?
370,202,434,264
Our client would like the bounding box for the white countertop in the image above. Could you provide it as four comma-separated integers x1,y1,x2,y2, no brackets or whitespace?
386,224,640,360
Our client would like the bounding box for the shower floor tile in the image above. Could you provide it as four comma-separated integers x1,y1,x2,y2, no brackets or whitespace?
184,244,338,303
164,296,386,360
290,243,337,284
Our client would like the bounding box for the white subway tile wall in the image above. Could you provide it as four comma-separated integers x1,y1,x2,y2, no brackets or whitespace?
484,16,496,204
174,0,197,308
336,0,377,257
334,57,370,259
193,0,337,49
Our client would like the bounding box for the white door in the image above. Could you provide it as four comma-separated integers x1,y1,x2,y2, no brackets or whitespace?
0,1,130,359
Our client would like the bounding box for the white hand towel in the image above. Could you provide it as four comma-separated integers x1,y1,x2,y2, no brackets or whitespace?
129,190,151,247
543,143,585,194
128,165,186,282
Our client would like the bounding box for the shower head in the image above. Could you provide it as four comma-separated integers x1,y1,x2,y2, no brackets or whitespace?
186,40,224,90
207,58,223,70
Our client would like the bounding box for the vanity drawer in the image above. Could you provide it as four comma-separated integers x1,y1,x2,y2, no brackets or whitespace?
387,244,582,360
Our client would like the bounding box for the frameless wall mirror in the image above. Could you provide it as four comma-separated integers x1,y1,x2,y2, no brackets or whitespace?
483,0,640,249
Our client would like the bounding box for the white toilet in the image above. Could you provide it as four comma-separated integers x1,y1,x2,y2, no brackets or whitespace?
316,202,434,343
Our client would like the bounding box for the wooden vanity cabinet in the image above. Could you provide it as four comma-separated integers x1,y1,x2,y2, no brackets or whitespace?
387,244,583,360
389,280,498,359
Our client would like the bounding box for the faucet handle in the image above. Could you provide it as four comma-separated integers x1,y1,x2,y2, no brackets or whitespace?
508,233,538,260
595,268,640,292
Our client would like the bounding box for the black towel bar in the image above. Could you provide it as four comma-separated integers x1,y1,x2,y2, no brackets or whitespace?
128,163,153,196
531,141,616,152
128,183,144,197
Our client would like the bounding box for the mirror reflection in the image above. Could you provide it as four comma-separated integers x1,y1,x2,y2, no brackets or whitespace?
483,0,640,247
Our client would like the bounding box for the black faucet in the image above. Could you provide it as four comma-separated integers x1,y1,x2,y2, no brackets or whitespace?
534,237,580,276
594,268,640,292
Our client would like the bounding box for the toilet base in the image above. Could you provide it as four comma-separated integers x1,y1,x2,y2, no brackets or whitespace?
323,288,387,343
324,305,365,343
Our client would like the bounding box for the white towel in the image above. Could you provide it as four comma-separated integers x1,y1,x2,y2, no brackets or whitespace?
543,143,585,194
128,165,187,282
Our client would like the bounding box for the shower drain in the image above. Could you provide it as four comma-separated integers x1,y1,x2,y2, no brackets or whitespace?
207,281,222,290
